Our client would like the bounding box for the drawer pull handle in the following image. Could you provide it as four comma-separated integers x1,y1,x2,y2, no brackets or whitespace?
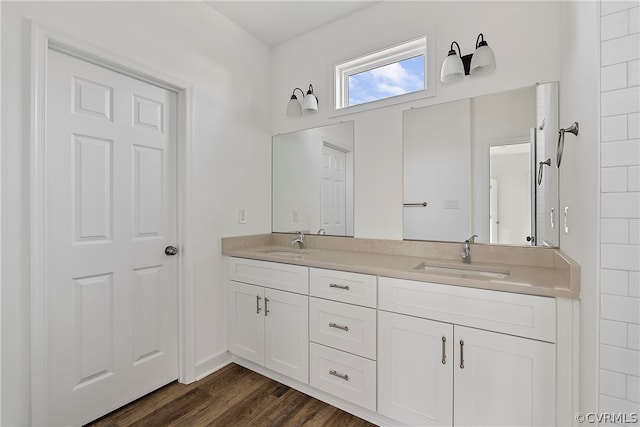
442,336,447,364
256,295,262,314
329,370,349,381
329,283,350,291
264,297,269,316
459,340,465,369
329,322,349,332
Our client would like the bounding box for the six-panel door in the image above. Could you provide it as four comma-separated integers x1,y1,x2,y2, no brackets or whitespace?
46,49,179,426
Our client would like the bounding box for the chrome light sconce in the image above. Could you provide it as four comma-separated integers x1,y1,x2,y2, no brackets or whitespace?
286,84,319,117
440,33,496,83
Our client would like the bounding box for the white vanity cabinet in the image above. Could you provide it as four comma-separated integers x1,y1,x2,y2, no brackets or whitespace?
308,268,378,411
228,258,309,384
378,277,557,427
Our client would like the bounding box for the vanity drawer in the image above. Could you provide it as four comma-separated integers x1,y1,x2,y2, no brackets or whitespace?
229,257,308,294
309,297,376,360
378,277,556,342
309,342,376,411
309,268,376,307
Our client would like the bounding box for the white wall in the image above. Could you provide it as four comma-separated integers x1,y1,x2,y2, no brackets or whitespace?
271,1,561,239
271,0,606,414
471,86,536,243
403,99,472,241
1,2,271,424
598,1,640,415
490,151,531,245
558,0,601,416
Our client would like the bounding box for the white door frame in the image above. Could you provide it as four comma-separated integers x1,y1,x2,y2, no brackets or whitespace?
29,21,195,425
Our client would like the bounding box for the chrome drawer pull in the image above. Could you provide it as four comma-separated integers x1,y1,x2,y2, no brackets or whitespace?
329,283,350,291
329,322,349,332
442,336,447,364
329,370,349,381
459,340,465,369
256,295,262,314
264,297,269,316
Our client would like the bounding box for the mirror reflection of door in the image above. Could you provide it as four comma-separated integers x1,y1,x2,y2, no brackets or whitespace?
321,143,347,236
489,177,499,243
489,142,532,245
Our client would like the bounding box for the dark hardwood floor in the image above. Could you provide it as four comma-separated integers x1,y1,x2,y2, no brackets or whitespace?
86,363,378,427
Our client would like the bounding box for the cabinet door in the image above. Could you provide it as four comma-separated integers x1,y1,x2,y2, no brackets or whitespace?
264,288,309,384
378,311,454,426
454,326,555,427
228,281,264,365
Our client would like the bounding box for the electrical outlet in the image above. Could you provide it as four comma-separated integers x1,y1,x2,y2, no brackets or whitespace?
292,209,300,222
564,206,569,233
238,209,247,224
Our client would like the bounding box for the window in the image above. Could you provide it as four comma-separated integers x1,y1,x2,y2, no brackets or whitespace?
335,37,427,110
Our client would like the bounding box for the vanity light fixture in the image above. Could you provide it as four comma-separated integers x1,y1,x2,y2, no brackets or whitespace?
440,33,496,83
287,84,319,116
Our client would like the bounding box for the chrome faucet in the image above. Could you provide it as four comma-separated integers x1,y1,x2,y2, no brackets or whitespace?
461,234,478,264
292,231,305,249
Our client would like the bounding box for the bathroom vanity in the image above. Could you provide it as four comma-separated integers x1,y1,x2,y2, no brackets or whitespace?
222,233,579,427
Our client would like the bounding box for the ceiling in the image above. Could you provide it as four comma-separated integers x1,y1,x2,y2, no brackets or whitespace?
204,1,377,47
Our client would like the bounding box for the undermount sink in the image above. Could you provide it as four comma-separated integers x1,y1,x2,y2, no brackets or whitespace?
413,262,510,280
262,249,311,258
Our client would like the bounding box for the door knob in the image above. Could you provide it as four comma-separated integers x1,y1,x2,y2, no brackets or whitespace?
164,246,178,256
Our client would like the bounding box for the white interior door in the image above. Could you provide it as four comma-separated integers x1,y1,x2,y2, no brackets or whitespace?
45,49,179,426
320,144,346,235
489,177,499,243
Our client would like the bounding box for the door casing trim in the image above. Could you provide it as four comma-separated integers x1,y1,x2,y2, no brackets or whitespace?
29,20,196,425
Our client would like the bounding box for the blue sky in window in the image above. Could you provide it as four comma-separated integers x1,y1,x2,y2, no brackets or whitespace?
348,55,425,107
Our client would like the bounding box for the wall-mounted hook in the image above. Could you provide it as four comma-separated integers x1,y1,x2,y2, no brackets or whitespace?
557,122,579,168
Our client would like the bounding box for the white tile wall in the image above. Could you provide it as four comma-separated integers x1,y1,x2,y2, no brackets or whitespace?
602,193,640,217
603,167,630,192
601,33,640,66
602,319,631,344
602,114,628,141
601,86,640,116
602,218,631,244
600,1,640,415
629,375,640,402
629,60,640,87
601,344,640,376
602,63,628,91
601,139,640,166
629,323,640,349
630,112,640,138
601,369,630,399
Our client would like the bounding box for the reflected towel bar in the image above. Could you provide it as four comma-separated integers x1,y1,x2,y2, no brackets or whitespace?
404,202,428,207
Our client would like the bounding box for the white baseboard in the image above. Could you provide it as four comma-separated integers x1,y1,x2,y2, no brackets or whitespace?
230,355,400,427
193,351,233,382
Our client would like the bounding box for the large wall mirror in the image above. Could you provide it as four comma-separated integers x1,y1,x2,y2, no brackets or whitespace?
273,122,354,236
403,82,560,246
